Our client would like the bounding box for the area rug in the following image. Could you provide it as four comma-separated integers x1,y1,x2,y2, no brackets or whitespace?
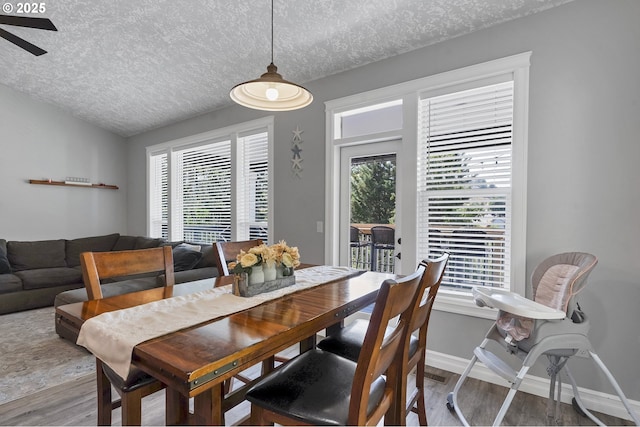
0,306,95,405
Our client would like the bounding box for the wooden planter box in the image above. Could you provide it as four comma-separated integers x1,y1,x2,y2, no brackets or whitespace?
233,274,296,297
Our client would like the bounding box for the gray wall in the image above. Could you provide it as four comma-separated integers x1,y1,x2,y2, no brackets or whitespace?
0,84,128,240
126,0,640,400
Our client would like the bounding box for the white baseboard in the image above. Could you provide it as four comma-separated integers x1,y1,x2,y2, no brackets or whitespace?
426,350,640,422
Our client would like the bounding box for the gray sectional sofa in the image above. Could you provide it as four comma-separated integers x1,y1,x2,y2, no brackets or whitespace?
0,233,219,319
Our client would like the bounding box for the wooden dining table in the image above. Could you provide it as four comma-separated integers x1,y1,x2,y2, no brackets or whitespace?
55,267,396,425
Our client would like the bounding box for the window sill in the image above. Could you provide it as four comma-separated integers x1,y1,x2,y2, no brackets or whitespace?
433,288,498,319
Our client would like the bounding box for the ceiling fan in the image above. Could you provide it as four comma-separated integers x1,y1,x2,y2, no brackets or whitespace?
0,14,57,56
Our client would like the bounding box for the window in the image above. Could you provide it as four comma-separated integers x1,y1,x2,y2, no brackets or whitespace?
418,81,514,290
149,153,168,239
174,140,232,243
326,53,530,317
237,132,269,241
334,100,403,139
147,118,273,244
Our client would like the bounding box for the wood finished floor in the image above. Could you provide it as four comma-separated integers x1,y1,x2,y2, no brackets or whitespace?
0,362,631,426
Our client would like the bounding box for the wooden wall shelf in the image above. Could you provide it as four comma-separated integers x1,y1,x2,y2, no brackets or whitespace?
29,179,119,190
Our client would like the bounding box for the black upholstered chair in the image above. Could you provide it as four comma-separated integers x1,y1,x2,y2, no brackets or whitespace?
317,253,449,425
245,266,426,426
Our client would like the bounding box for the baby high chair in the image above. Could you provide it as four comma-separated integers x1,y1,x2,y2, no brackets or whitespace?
446,252,640,426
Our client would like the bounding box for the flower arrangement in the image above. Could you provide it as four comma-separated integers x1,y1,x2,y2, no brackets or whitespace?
272,240,300,276
229,241,300,278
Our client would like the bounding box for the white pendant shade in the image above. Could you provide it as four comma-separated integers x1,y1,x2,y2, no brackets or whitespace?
230,62,313,111
230,0,312,112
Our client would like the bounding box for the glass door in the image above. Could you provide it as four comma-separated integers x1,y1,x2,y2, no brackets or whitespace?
339,140,401,273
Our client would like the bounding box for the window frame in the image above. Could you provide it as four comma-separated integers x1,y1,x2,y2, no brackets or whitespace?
146,116,274,244
325,53,530,318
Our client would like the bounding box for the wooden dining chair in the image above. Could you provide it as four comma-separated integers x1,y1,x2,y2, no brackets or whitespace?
317,253,449,425
246,266,425,426
80,246,174,426
213,239,263,276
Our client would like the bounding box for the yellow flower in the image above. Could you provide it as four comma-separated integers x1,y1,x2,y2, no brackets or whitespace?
228,261,237,270
281,252,294,268
239,252,259,267
288,246,301,267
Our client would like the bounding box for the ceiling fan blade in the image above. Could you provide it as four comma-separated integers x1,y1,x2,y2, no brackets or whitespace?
0,15,57,31
0,28,46,55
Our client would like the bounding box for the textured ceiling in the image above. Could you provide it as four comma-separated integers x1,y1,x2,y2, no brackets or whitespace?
0,0,571,137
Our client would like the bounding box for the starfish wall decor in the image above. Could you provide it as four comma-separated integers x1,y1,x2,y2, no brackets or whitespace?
291,125,303,178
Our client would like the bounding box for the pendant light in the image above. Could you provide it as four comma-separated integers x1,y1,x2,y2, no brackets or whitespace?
230,0,313,111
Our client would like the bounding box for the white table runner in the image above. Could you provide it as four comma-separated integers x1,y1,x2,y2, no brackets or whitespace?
77,266,363,379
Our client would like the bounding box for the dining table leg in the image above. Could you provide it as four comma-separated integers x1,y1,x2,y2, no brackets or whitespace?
193,383,226,425
165,387,189,425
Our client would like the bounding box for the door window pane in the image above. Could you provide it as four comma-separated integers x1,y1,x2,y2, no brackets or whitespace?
350,154,396,273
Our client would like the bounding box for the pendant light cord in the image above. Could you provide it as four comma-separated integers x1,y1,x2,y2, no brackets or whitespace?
270,0,274,64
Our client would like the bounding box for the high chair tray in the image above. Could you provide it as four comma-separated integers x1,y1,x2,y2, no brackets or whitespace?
472,287,566,319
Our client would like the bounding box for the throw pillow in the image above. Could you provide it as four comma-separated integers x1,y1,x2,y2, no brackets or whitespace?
172,244,203,272
0,239,11,274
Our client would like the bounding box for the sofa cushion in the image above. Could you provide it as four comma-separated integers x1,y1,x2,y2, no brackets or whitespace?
7,239,66,271
112,235,137,251
172,243,203,272
15,267,83,290
112,235,164,251
0,239,11,274
134,236,164,249
66,233,120,267
0,273,22,294
194,244,216,269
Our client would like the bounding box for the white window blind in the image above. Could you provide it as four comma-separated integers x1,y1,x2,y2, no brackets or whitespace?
237,131,269,241
149,153,168,239
174,141,232,243
418,81,514,289
147,118,273,245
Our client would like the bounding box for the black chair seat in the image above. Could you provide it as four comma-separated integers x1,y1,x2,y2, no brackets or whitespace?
102,364,158,393
318,319,419,362
246,349,386,426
